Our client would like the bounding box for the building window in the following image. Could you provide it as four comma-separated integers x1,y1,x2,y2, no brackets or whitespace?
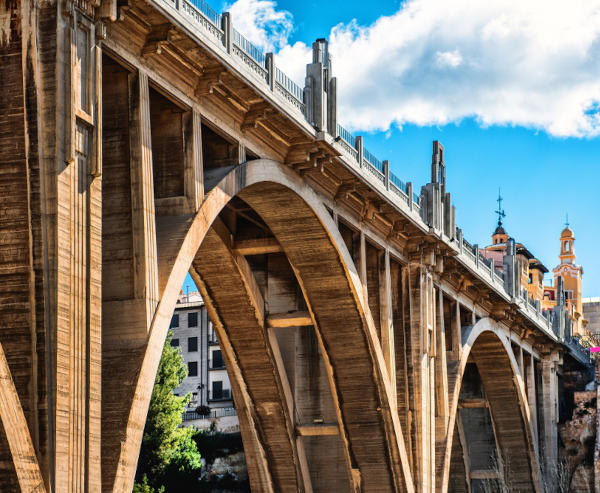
188,337,198,352
188,312,198,327
211,350,224,369
171,338,179,347
170,314,179,328
212,380,223,400
188,361,198,377
565,242,570,252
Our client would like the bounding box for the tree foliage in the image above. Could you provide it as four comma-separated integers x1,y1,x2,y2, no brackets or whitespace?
134,331,203,492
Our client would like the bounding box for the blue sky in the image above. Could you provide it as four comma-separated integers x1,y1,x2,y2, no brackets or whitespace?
181,0,600,297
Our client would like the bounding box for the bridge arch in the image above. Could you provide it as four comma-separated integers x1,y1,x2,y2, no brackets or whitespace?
108,159,414,493
442,318,542,492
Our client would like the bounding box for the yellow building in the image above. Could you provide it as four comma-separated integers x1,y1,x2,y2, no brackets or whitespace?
542,225,587,336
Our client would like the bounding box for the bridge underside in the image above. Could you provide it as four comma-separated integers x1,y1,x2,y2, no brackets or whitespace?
0,0,577,491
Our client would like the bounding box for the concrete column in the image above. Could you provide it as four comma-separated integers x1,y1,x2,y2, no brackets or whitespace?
452,301,461,361
526,354,538,447
407,263,436,493
379,249,396,401
356,136,364,167
383,160,390,190
266,52,274,90
435,289,449,435
183,109,203,211
541,354,559,482
129,71,159,330
221,13,232,53
359,231,367,305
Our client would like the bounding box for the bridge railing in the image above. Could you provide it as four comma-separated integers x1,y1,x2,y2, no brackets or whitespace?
232,28,268,79
179,0,224,43
274,67,305,112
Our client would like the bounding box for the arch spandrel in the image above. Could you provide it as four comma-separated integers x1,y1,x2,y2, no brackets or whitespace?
440,318,542,493
108,159,414,493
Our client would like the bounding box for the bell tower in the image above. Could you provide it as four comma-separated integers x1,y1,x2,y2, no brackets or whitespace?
553,217,584,335
559,220,575,264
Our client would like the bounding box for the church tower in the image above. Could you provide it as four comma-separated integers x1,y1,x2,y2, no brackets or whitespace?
553,223,585,335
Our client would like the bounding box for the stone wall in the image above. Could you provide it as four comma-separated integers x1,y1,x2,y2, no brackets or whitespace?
558,359,600,492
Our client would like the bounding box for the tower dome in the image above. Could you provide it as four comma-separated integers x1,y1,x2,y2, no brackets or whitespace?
561,226,573,239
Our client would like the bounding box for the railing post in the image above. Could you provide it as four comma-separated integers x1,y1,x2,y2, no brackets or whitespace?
221,12,231,53
266,52,274,90
383,160,389,190
457,228,463,252
407,182,413,210
474,244,479,267
356,136,363,167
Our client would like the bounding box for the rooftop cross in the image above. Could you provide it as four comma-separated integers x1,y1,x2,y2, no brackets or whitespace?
495,188,506,226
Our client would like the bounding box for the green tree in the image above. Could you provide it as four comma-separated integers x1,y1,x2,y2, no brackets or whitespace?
134,331,203,492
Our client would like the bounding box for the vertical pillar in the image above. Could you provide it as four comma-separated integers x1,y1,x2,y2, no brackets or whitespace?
518,346,524,383
356,136,364,167
379,249,396,401
183,108,204,212
452,301,461,361
221,12,232,53
435,289,449,432
55,9,103,491
359,231,367,306
238,143,247,164
527,354,538,446
540,353,559,482
129,71,159,329
407,263,436,493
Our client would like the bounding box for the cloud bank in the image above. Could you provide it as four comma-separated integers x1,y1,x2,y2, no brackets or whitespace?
226,0,600,137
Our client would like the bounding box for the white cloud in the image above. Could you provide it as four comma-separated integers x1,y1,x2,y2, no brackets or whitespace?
226,0,600,137
435,50,463,68
226,0,293,52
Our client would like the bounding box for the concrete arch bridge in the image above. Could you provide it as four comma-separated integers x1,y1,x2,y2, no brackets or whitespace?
0,0,589,491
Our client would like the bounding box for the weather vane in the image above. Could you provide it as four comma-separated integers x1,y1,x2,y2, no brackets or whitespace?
495,188,506,226
565,213,570,228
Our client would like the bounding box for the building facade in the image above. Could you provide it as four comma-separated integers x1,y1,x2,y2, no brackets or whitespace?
169,292,235,416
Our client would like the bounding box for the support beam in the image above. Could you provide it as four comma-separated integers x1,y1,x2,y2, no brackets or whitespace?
267,311,313,328
233,237,282,255
296,424,340,436
458,398,487,409
470,470,499,480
